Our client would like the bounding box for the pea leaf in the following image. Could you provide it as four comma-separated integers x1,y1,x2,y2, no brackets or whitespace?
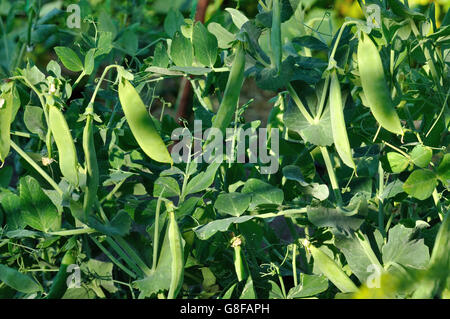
152,42,170,68
207,23,235,49
84,48,96,75
54,47,84,72
284,99,333,146
214,192,251,217
88,211,132,237
403,169,437,200
382,224,430,269
410,145,432,168
170,32,193,67
0,190,25,230
153,176,180,198
20,176,60,232
292,36,328,51
185,162,221,196
225,8,249,29
193,22,218,68
194,215,255,240
0,265,42,293
436,153,450,187
164,9,184,38
386,152,410,173
23,105,45,140
287,274,329,299
241,179,284,208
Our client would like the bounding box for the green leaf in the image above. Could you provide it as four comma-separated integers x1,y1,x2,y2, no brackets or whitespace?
380,180,404,200
382,224,430,269
214,192,251,217
284,99,333,146
386,152,410,173
307,205,365,235
0,265,42,293
20,176,60,232
436,153,450,187
96,31,113,57
185,162,220,196
225,8,249,29
88,211,132,237
81,259,118,294
24,105,45,140
255,56,295,91
403,169,437,200
241,179,284,209
287,274,329,298
292,36,328,51
153,176,180,198
194,215,255,240
0,190,25,230
207,23,235,49
54,47,84,72
84,48,95,75
164,9,185,38
170,32,194,67
193,22,218,67
410,145,432,168
152,42,170,68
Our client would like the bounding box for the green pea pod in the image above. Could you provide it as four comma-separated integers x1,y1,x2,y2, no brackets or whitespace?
430,212,450,269
49,105,79,186
167,211,184,299
329,70,356,170
232,238,249,282
82,113,99,219
46,250,77,299
357,32,403,135
306,241,357,293
118,79,172,164
0,91,13,165
211,44,246,134
271,0,282,73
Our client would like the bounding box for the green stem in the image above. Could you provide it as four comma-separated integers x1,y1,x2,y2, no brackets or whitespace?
10,141,63,196
287,83,314,124
378,162,386,237
292,244,298,287
47,228,96,236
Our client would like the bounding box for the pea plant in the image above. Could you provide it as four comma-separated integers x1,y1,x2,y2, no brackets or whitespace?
0,0,448,299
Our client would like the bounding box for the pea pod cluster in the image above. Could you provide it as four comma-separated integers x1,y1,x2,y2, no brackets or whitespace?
167,210,184,299
329,70,356,170
49,105,79,186
0,90,13,165
211,44,246,134
118,79,173,164
357,32,403,135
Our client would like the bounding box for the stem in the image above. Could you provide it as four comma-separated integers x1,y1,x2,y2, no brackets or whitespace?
292,244,298,287
378,162,386,237
105,237,143,278
320,146,343,206
287,83,314,124
152,193,164,271
10,141,63,196
47,228,96,236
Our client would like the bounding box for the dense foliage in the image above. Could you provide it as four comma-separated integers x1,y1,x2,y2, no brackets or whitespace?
0,0,448,299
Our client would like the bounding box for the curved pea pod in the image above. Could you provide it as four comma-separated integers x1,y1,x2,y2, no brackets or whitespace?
211,44,246,134
357,32,403,135
0,91,13,165
305,240,357,293
118,79,172,164
167,211,184,299
49,105,79,186
271,0,282,72
46,250,77,299
329,70,356,170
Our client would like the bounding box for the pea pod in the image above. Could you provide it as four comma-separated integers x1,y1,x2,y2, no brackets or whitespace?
46,250,77,299
270,0,282,72
82,111,99,219
329,70,356,170
231,236,249,282
357,32,403,135
49,105,79,186
304,240,357,293
118,79,172,164
211,44,246,134
167,210,184,299
0,91,13,165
